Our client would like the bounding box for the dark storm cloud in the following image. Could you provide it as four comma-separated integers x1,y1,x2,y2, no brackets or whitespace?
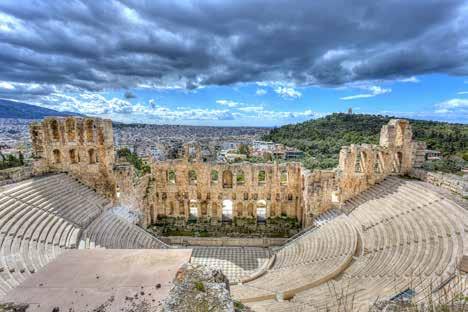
0,0,466,93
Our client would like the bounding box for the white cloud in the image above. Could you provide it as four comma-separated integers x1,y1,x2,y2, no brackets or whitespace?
434,98,468,113
0,81,15,90
398,76,420,83
255,88,267,96
457,91,468,95
216,99,240,107
274,86,302,99
340,85,391,100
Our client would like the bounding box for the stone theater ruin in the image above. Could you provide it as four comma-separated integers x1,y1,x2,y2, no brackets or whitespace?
0,116,466,311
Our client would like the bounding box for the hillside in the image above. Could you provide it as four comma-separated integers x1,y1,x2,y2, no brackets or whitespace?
0,99,82,119
264,113,468,171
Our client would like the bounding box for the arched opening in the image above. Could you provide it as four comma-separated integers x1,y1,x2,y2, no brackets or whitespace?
247,203,254,217
393,152,403,173
189,200,198,222
256,200,267,224
69,149,78,164
374,152,382,173
280,170,288,185
258,170,266,185
211,202,219,218
167,170,176,184
222,199,233,222
52,149,61,164
236,170,245,185
65,118,75,142
223,170,233,188
50,120,60,141
88,149,97,164
188,170,197,185
236,202,243,217
355,152,362,173
211,170,219,184
201,202,208,216
85,119,94,142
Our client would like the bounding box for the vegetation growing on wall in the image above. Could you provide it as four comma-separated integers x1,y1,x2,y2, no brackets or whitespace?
116,148,151,176
263,113,467,172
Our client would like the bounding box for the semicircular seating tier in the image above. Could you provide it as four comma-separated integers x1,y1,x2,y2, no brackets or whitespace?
231,215,358,302
0,173,167,297
238,177,467,311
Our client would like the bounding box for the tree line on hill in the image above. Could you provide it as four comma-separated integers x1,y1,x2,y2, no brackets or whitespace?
263,113,467,173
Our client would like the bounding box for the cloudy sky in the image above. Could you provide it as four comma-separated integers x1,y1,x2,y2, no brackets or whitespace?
0,0,467,126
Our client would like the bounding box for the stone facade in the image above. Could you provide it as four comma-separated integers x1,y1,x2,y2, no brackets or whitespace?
30,117,423,230
144,160,303,226
30,117,117,200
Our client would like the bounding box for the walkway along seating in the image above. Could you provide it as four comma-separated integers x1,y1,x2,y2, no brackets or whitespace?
0,173,167,297
237,177,467,311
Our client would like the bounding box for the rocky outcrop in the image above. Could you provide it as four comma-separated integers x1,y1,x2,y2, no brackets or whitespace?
162,263,237,312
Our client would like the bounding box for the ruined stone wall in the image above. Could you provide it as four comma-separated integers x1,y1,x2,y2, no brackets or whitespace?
301,119,421,227
336,119,415,203
143,160,303,226
30,117,117,200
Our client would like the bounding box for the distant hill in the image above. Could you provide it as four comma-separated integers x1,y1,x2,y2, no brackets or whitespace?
263,113,468,170
0,99,83,119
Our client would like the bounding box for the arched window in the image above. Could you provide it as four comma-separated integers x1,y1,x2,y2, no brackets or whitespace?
189,200,198,221
88,149,97,164
374,152,382,173
53,149,61,164
256,200,267,223
168,170,176,184
69,149,78,164
236,202,243,217
355,152,362,173
85,119,94,142
50,120,60,141
223,170,233,188
280,170,288,185
236,170,245,185
65,118,75,142
211,170,219,184
258,170,266,185
222,199,233,222
188,170,197,185
395,123,406,147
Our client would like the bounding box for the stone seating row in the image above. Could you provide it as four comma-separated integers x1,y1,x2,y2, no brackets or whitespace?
239,177,466,311
79,211,168,249
231,215,357,302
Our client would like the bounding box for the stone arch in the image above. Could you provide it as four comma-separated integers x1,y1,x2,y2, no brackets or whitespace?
211,170,219,184
211,202,219,218
393,151,403,173
374,152,382,173
52,149,61,164
188,169,197,185
65,118,76,141
355,152,362,173
50,119,60,141
222,199,233,222
201,201,208,216
280,170,288,185
69,149,78,164
85,119,94,142
256,200,267,223
223,170,233,188
258,170,266,184
247,203,254,217
189,200,198,220
88,148,97,164
167,170,176,184
236,202,243,217
236,170,245,185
